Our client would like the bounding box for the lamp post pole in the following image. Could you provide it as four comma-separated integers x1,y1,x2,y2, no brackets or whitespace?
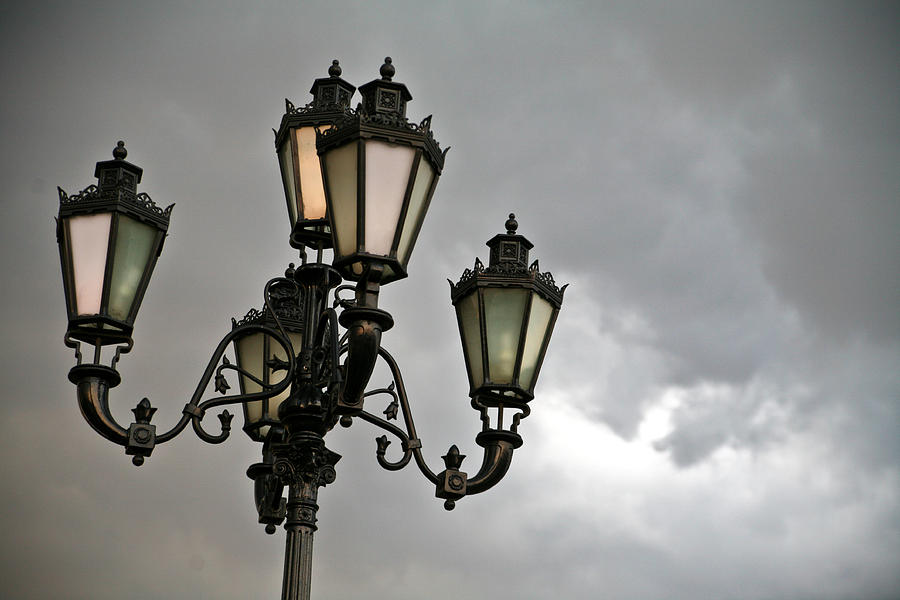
55,59,565,600
275,431,337,600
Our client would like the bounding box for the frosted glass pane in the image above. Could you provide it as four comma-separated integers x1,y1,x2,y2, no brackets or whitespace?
396,157,435,269
237,334,264,424
108,215,157,321
296,127,327,220
323,142,358,260
264,331,302,421
364,140,415,256
518,294,554,391
457,292,484,390
483,288,529,384
68,213,111,315
279,139,298,226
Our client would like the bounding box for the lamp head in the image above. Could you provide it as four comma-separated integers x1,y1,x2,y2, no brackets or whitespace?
275,60,356,250
450,214,565,406
317,57,447,284
57,141,173,351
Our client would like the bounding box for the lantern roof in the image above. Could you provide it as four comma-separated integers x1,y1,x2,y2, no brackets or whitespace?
318,57,446,173
59,141,173,230
449,214,566,307
275,60,357,151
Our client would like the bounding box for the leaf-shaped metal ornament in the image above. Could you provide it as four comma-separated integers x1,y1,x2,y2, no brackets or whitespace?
383,399,399,420
218,410,234,430
215,373,230,394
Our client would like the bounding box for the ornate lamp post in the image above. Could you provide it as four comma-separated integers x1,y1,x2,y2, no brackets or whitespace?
56,59,566,600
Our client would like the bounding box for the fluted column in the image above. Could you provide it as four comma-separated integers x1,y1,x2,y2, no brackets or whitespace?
271,431,340,600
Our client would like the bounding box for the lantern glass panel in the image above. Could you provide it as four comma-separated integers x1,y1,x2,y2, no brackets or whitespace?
323,141,358,259
237,332,265,422
364,140,415,256
483,287,529,384
295,126,328,221
518,293,554,391
108,215,157,321
279,139,298,226
265,330,301,423
396,156,435,268
238,331,301,434
457,291,484,390
68,213,112,315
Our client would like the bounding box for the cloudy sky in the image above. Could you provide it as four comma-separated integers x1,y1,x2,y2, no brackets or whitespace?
1,2,898,599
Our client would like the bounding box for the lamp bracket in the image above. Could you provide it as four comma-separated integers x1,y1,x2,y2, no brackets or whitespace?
66,277,300,463
346,344,524,510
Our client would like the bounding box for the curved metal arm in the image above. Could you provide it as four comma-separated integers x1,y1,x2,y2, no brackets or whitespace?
465,430,521,494
69,321,296,464
70,364,128,445
155,322,295,443
352,346,526,507
160,274,299,443
354,347,438,484
336,306,392,411
312,308,341,390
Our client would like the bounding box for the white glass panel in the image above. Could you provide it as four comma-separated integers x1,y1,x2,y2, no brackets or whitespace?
457,291,484,390
264,331,302,422
68,213,112,315
518,294,554,391
108,215,157,321
279,139,298,226
364,140,415,256
323,141,358,260
396,157,435,269
483,288,529,384
296,127,328,221
237,334,265,424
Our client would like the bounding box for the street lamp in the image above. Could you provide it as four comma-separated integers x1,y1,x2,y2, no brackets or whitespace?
275,59,355,249
56,58,566,600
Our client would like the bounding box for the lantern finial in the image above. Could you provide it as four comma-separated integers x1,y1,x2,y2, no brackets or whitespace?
485,214,532,270
113,140,127,160
505,213,518,234
328,59,341,78
380,57,395,80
